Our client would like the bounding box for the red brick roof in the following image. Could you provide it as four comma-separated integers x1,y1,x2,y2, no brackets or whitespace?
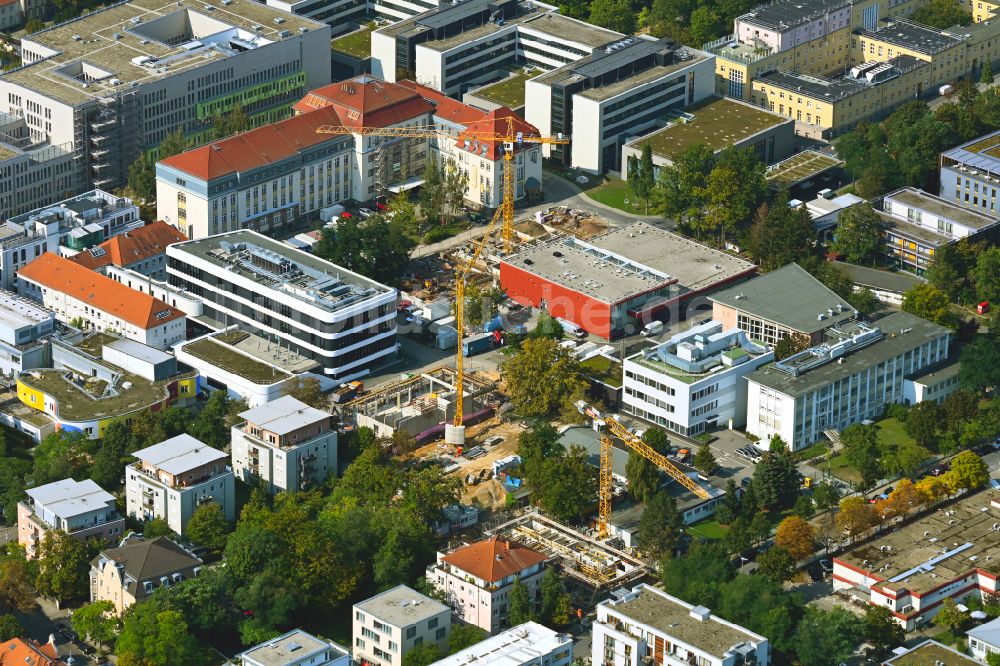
457,107,541,160
159,106,346,181
293,76,434,129
441,535,545,583
398,80,487,126
69,221,187,271
18,253,185,329
0,639,66,666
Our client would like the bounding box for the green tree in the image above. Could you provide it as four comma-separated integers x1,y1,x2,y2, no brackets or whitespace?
748,512,771,545
841,423,883,489
987,653,1000,666
626,451,659,504
642,427,670,455
904,401,939,449
185,502,230,554
419,155,445,225
126,153,157,202
449,624,487,653
948,450,989,490
404,644,442,666
539,567,572,629
793,494,815,519
637,491,681,559
636,144,655,213
588,0,635,33
652,144,714,227
902,283,959,329
693,442,717,475
698,148,765,245
314,209,415,285
211,104,251,140
0,614,21,642
660,542,733,608
934,597,968,632
689,6,721,44
927,244,968,301
813,480,842,513
863,605,904,656
509,576,534,625
756,546,795,583
974,246,1000,304
72,600,120,652
910,0,973,27
517,424,564,490
143,517,173,538
832,204,882,264
960,336,1000,392
716,574,801,653
501,338,588,419
714,480,741,525
117,605,202,666
31,431,94,487
983,59,994,85
537,445,596,523
745,198,815,272
751,450,798,509
283,376,328,410
24,18,44,33
793,607,865,666
0,556,36,613
34,530,91,605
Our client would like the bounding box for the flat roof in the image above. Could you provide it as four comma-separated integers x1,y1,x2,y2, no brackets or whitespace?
709,263,854,335
882,640,979,665
942,128,1000,171
429,622,569,666
738,0,852,31
877,213,953,247
836,490,1000,597
906,357,961,386
167,230,393,313
628,321,771,384
354,585,449,628
419,11,616,52
470,68,542,108
859,20,964,55
832,261,924,293
766,150,843,187
756,56,925,102
180,337,291,385
503,222,756,305
747,311,950,398
25,478,113,517
628,98,788,160
330,24,372,59
605,585,763,658
238,395,328,434
4,0,323,105
885,187,1000,231
240,629,347,666
104,337,173,366
132,433,227,474
0,289,54,329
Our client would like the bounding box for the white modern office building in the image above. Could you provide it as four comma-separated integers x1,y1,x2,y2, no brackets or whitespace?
17,478,125,559
0,289,54,378
594,584,769,666
125,434,235,536
430,622,572,666
239,629,351,666
526,38,715,173
166,231,397,379
0,0,330,194
231,396,337,493
745,311,952,450
623,321,773,438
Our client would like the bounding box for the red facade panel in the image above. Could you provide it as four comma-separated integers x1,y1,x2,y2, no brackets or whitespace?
499,261,613,339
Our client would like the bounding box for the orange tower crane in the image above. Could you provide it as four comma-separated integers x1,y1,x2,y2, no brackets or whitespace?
316,118,568,430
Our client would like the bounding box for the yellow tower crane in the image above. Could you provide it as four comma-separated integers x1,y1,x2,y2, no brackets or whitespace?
576,400,711,538
316,118,568,429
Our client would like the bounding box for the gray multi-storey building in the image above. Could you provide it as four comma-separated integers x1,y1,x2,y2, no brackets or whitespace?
0,0,330,196
940,129,1000,218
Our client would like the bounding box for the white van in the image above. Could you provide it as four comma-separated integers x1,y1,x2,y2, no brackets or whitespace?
556,317,587,339
641,321,664,337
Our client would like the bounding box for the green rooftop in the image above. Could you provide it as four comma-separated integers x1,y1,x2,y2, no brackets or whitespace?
580,354,622,387
331,24,373,59
765,149,842,187
635,98,786,160
183,338,290,385
723,348,747,360
74,332,119,358
471,69,540,109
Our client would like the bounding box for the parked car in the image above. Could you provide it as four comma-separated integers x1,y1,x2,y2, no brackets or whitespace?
818,559,833,573
359,207,375,218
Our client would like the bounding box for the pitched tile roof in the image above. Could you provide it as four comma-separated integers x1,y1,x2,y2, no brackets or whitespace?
441,535,545,583
397,80,487,126
68,221,187,271
456,107,541,160
159,106,346,181
92,536,202,599
293,75,435,128
17,253,184,329
0,639,65,666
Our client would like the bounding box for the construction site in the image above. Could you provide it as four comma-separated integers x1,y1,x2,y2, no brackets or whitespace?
486,511,648,602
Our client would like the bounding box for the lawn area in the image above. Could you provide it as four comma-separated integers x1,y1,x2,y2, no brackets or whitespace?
580,354,622,387
826,453,861,484
687,518,730,540
473,69,540,108
584,178,651,213
331,24,373,58
875,416,916,449
795,442,829,462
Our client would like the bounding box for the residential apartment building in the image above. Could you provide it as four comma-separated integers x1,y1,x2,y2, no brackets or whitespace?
231,395,337,493
353,585,451,666
398,81,544,207
833,489,1000,630
877,187,1000,274
239,630,351,666
89,535,202,615
0,289,54,378
623,321,774,437
709,263,855,347
527,38,715,173
0,189,143,290
427,535,546,633
0,638,67,666
67,221,187,279
883,641,979,665
17,253,186,350
0,0,330,195
593,584,770,666
16,332,200,439
940,128,1000,217
156,107,353,239
430,622,572,666
293,76,435,201
125,434,235,536
745,311,952,449
166,231,397,379
372,0,618,96
17,478,125,559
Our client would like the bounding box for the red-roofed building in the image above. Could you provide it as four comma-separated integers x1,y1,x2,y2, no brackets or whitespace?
18,253,186,350
67,221,187,279
429,535,547,633
398,81,543,208
155,107,354,239
293,76,435,202
0,638,67,666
